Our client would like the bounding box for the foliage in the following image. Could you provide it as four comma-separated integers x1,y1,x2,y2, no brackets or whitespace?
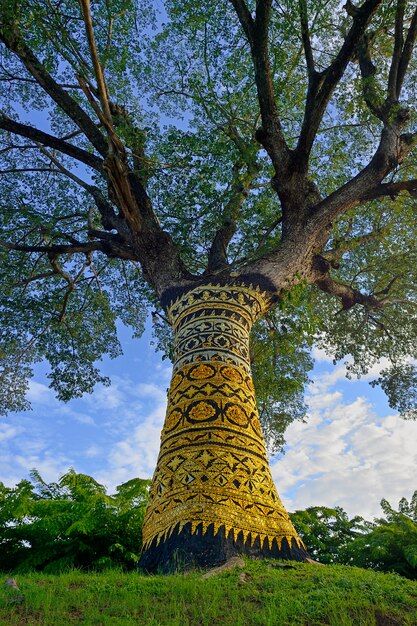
290,506,373,565
343,491,417,579
2,466,417,580
0,469,149,573
1,561,417,625
250,286,316,452
291,492,417,579
2,463,416,581
1,0,417,436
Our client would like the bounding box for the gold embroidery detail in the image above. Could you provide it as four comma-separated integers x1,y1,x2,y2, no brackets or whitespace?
189,401,216,422
189,364,214,380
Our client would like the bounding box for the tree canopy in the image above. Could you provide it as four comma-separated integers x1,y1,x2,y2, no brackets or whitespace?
342,491,417,578
1,0,417,447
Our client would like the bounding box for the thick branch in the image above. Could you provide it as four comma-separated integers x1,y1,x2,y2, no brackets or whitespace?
387,0,405,101
296,0,383,161
357,34,385,120
87,187,120,232
228,0,254,41
396,5,417,96
307,125,416,232
312,257,384,311
0,113,103,171
299,0,315,75
313,263,409,319
229,0,290,174
361,178,417,200
79,0,113,129
241,124,416,295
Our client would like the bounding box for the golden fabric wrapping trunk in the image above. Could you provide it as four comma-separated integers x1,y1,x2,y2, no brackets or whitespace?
140,281,306,571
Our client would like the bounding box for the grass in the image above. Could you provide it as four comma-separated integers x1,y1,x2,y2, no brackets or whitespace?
1,560,416,625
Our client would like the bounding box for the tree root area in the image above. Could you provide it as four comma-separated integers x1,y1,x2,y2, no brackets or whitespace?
138,522,308,574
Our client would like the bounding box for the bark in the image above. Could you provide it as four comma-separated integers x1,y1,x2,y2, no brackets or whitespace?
139,279,308,572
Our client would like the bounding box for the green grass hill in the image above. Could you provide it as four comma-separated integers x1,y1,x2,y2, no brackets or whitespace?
1,560,416,625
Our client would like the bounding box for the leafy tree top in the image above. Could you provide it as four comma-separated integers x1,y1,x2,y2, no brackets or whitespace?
1,0,417,439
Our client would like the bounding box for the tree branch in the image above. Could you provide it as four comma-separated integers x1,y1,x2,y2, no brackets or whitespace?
0,112,103,171
79,0,113,129
312,253,411,318
296,0,383,161
0,239,104,255
396,5,417,97
0,167,57,175
0,28,108,156
299,0,315,75
206,157,259,273
357,34,385,120
229,0,291,175
308,126,417,231
323,227,389,264
228,0,254,42
374,274,401,297
361,178,417,200
312,256,385,310
387,0,405,101
36,145,92,189
48,255,83,323
35,145,126,235
0,62,82,90
13,271,57,287
0,236,137,261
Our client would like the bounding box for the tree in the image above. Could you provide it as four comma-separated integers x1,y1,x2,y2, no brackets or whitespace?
1,0,417,572
0,469,149,572
290,506,372,564
343,492,417,579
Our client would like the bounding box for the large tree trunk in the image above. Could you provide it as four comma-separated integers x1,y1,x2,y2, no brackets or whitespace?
139,279,307,572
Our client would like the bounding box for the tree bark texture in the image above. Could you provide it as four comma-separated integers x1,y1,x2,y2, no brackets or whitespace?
139,279,307,572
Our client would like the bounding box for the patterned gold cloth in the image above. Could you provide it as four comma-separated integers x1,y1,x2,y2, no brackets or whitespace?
142,282,303,553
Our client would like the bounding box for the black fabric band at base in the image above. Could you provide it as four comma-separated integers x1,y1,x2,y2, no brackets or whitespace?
139,522,309,574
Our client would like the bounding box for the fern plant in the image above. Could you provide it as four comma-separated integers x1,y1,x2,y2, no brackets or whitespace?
0,470,149,573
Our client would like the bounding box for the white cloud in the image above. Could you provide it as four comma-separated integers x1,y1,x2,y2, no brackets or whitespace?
85,444,102,458
96,387,167,491
27,380,53,403
0,422,24,442
360,357,394,380
83,380,125,411
73,413,96,426
311,346,335,363
272,368,417,520
134,382,168,401
308,363,351,395
0,449,75,487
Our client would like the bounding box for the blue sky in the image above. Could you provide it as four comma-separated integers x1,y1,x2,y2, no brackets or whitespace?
1,320,416,521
